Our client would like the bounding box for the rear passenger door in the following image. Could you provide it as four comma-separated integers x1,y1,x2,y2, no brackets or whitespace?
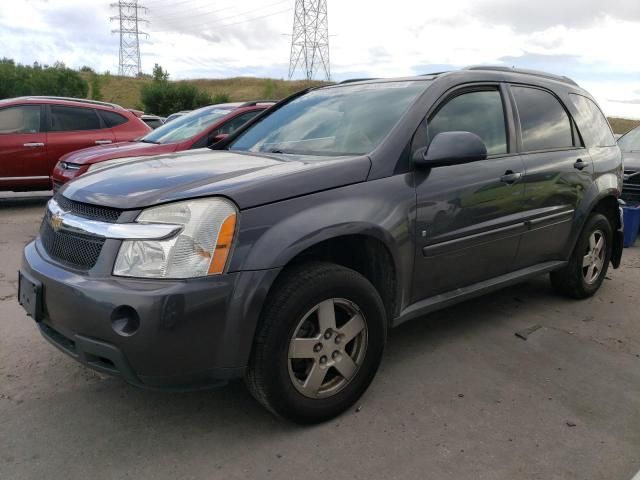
508,85,590,269
45,105,115,173
412,85,526,302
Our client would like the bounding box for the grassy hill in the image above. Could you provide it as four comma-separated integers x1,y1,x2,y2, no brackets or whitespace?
83,73,327,111
84,73,640,135
608,117,640,136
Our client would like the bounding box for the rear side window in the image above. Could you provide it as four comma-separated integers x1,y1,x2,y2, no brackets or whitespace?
99,110,129,128
428,89,508,155
569,94,616,147
512,86,573,152
50,106,101,131
215,111,261,135
0,105,41,134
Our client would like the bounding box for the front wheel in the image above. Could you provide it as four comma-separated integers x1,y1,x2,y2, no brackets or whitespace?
245,262,387,424
550,212,613,299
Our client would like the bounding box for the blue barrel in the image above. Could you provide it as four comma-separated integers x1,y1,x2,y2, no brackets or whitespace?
623,206,640,248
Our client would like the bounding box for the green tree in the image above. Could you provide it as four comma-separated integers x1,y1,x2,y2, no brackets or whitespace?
0,59,88,99
140,65,214,115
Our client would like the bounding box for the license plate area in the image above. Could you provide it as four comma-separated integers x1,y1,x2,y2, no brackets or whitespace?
18,270,43,322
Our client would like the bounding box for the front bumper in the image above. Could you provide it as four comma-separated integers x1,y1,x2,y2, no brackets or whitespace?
21,240,280,390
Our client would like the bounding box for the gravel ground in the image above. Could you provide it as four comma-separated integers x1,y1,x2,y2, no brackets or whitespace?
1,192,639,480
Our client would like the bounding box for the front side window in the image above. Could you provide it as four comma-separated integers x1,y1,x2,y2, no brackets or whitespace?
512,86,573,152
230,81,429,156
50,106,101,131
428,89,508,155
618,127,640,153
569,94,615,148
143,106,233,144
0,105,41,134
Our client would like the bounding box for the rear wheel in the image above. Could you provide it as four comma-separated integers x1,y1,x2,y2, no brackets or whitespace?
550,213,612,299
245,262,386,424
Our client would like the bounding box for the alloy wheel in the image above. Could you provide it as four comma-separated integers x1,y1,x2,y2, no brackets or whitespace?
582,229,606,285
288,298,368,399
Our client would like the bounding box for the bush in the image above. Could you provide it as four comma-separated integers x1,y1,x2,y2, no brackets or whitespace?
140,64,216,116
89,74,103,101
0,58,88,99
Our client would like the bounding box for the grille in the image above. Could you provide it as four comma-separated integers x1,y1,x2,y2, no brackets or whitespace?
55,194,121,223
624,170,640,186
40,218,105,270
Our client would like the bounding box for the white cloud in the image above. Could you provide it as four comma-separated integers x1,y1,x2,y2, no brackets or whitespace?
0,0,639,117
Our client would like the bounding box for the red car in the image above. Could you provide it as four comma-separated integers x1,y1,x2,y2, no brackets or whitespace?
0,96,150,191
51,101,273,190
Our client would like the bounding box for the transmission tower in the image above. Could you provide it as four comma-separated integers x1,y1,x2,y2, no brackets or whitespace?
288,0,330,81
111,1,149,77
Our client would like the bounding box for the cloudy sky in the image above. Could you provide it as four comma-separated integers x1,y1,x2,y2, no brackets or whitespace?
1,0,639,118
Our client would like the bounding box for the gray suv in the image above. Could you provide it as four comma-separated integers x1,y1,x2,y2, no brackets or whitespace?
18,67,624,423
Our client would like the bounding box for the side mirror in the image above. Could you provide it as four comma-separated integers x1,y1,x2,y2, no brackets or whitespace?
413,131,488,168
209,133,229,145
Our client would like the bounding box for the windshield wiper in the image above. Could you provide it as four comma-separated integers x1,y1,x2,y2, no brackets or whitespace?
267,148,294,154
140,139,159,144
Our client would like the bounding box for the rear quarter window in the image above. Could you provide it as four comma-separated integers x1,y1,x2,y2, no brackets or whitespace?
99,110,129,128
569,94,616,147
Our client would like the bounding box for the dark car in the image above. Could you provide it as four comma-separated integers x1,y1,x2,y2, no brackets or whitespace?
0,96,151,191
51,101,273,190
140,114,165,130
19,67,623,423
618,126,640,202
165,111,190,123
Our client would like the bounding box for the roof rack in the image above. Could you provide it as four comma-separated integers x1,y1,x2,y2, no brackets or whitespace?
464,66,579,86
238,100,277,107
338,78,378,84
19,96,123,109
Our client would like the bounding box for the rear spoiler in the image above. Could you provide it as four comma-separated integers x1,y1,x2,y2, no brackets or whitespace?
128,109,144,118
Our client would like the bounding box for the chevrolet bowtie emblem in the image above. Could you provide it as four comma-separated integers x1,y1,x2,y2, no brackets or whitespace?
49,212,64,232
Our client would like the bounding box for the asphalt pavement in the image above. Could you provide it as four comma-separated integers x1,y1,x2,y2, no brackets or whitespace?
1,192,639,480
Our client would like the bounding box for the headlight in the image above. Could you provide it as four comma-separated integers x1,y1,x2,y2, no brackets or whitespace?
114,198,237,279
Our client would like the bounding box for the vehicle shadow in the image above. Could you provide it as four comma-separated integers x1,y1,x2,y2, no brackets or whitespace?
0,192,51,209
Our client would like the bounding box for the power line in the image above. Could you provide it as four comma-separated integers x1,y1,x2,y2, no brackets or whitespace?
152,6,292,33
110,1,149,77
150,0,290,30
288,0,330,81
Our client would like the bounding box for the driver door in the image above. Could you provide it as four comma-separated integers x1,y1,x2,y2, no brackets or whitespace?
411,85,526,302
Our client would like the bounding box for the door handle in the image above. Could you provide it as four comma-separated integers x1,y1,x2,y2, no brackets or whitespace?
95,140,112,145
500,170,522,184
573,158,589,170
23,142,45,148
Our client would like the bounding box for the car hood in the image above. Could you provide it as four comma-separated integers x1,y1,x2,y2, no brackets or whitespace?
623,151,640,170
61,149,372,210
60,141,176,165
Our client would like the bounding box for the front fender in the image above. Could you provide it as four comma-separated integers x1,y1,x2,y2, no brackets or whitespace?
229,174,417,313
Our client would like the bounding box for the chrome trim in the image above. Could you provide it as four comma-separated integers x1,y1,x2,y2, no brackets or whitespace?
23,142,45,148
0,175,49,181
47,199,182,240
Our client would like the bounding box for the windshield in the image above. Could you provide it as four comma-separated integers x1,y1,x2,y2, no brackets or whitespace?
230,81,429,156
619,127,640,152
142,106,232,144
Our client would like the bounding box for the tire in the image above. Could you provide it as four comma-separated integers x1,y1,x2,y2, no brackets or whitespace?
550,213,613,299
245,261,387,424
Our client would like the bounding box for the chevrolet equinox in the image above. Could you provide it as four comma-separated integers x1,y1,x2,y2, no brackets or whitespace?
19,67,624,423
